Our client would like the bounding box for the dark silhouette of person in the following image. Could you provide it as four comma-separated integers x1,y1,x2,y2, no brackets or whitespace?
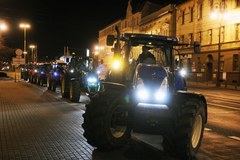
137,46,156,64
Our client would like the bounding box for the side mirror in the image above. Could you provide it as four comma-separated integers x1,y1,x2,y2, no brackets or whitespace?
193,41,201,54
106,35,115,46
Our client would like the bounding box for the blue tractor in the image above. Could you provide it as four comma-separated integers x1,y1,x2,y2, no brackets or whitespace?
82,27,207,160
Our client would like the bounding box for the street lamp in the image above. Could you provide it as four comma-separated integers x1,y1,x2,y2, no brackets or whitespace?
19,23,30,64
29,45,35,63
0,21,8,32
0,21,8,43
210,8,228,87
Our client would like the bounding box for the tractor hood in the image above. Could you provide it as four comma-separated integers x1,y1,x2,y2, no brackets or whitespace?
134,64,169,103
136,64,168,86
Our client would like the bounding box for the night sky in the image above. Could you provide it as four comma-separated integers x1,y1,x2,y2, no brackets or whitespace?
0,0,169,60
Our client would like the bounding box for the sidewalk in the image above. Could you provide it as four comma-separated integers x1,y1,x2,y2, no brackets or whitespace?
0,80,95,160
0,79,176,160
186,81,240,91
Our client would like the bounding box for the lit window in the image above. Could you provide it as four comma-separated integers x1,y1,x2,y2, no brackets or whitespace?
208,29,212,44
198,32,202,43
181,10,185,24
233,54,239,71
198,4,203,20
235,23,240,40
220,55,224,71
181,35,185,43
190,7,194,22
189,33,194,44
220,26,225,43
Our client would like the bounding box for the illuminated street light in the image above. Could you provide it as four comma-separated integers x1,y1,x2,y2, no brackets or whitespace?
210,8,228,87
29,45,35,63
0,21,8,32
19,23,31,64
0,21,8,42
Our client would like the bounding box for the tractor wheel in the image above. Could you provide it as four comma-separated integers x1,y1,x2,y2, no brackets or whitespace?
82,93,131,151
61,77,70,98
51,81,57,92
29,76,33,83
36,77,40,85
163,99,206,160
39,79,44,86
47,77,51,90
69,80,80,102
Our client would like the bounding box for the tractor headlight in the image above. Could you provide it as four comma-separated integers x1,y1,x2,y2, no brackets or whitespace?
179,68,187,77
53,72,58,77
136,78,149,100
40,71,44,74
97,70,101,74
112,60,121,70
87,77,97,83
155,77,168,101
135,77,169,102
70,69,74,73
136,88,149,100
34,69,38,73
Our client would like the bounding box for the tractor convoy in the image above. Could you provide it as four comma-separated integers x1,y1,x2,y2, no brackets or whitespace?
20,54,101,102
19,26,207,160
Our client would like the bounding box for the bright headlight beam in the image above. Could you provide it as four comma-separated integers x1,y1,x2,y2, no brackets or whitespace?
70,69,74,73
87,77,97,83
180,69,187,77
113,61,121,70
137,103,168,109
137,89,149,100
155,91,167,101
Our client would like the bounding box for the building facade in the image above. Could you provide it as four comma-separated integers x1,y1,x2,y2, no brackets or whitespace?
176,0,240,85
98,0,240,84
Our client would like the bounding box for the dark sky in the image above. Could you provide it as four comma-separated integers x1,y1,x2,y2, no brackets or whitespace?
0,0,167,60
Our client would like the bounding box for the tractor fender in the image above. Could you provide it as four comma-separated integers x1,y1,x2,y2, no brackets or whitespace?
98,82,131,102
172,91,208,123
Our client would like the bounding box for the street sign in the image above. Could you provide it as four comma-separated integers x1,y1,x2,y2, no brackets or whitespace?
12,57,25,65
15,49,23,56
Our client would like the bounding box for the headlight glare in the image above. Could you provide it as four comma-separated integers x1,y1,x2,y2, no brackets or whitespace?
180,69,187,77
137,89,149,100
70,69,74,73
87,77,97,83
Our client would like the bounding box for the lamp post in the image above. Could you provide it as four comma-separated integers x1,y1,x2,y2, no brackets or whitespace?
210,8,228,87
29,45,35,63
19,23,30,64
216,26,221,87
0,21,7,32
0,21,8,42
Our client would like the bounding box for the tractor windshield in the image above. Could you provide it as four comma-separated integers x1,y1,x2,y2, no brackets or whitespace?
120,33,177,70
129,45,172,67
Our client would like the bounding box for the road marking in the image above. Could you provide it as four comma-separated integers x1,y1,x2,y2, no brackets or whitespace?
229,136,240,141
207,102,240,111
204,128,212,131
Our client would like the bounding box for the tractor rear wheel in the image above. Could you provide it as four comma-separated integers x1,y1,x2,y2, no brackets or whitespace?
70,80,80,102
